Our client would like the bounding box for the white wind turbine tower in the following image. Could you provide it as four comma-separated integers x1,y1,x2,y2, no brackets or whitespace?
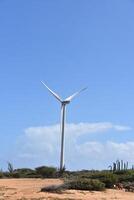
41,81,87,171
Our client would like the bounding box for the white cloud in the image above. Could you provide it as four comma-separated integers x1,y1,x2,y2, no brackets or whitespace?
15,122,133,170
76,141,134,168
24,122,131,138
114,125,131,131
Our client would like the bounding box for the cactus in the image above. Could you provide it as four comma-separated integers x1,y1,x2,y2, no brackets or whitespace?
124,163,126,170
113,162,116,171
121,160,123,170
116,160,120,171
7,162,14,174
109,160,130,172
108,165,112,171
126,161,128,170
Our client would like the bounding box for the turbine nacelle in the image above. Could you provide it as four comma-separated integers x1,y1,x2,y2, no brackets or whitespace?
62,100,70,105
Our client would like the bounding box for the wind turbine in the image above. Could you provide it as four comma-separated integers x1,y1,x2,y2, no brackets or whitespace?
41,81,87,171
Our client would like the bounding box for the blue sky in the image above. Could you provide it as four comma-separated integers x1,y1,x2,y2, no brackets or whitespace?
0,0,134,170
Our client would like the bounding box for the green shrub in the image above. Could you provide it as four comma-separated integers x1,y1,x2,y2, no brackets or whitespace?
12,172,20,178
14,168,34,174
3,172,11,178
118,174,134,183
114,170,129,175
41,178,105,192
0,171,3,178
35,166,57,178
67,178,105,191
12,168,41,178
100,173,118,188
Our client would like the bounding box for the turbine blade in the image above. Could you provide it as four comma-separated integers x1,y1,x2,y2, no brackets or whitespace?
41,81,62,102
65,87,87,102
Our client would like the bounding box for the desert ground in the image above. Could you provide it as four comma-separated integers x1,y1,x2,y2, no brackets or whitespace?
0,178,133,200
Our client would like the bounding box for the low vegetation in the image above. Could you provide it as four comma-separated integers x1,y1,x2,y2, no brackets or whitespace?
0,161,134,192
67,178,105,191
41,178,105,192
35,166,57,178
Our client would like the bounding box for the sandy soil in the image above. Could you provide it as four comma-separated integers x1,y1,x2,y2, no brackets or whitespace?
0,178,133,200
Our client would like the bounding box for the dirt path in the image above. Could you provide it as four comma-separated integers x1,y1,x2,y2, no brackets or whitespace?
0,178,133,200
